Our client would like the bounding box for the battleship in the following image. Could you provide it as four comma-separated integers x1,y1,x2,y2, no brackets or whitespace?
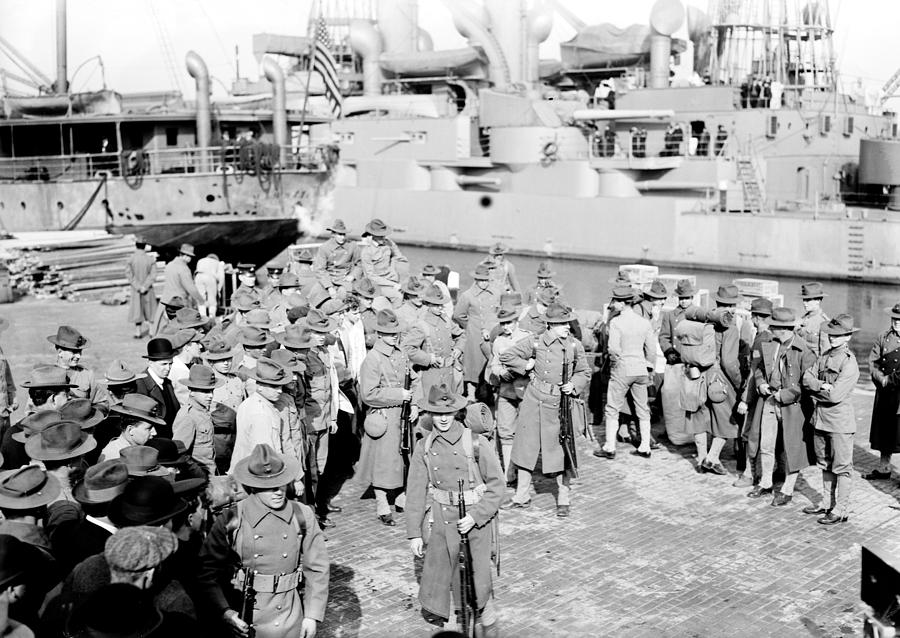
309,0,900,283
0,0,336,262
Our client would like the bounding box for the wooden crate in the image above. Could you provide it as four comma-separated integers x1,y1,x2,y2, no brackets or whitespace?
618,264,659,285
733,278,779,298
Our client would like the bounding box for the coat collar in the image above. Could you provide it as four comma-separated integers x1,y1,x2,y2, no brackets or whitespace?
541,330,561,346
434,421,463,445
244,493,293,526
372,339,399,357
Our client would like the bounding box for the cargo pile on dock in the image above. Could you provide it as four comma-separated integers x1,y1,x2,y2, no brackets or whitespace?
1,231,162,302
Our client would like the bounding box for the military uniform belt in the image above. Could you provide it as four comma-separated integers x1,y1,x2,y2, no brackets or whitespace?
529,378,561,395
234,566,302,594
431,484,486,506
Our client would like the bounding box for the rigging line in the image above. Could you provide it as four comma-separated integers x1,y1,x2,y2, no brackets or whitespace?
149,3,183,94
192,0,235,79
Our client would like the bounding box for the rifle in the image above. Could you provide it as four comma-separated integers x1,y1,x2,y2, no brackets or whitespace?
559,349,579,480
240,569,256,638
400,367,413,481
457,479,480,637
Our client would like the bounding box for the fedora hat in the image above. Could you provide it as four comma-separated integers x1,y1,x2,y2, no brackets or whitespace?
536,261,556,278
287,304,310,325
0,466,61,509
165,328,200,351
144,438,190,467
179,243,195,257
25,420,96,462
303,308,338,333
119,446,168,477
174,308,207,330
21,364,75,389
47,325,90,350
269,349,306,373
104,360,146,385
543,301,574,323
68,583,164,638
375,309,402,334
107,476,188,527
110,394,166,427
240,326,274,348
294,248,314,263
161,295,186,309
644,280,668,300
535,286,558,306
276,324,314,350
244,309,272,330
276,272,300,289
417,383,468,414
178,365,224,391
247,358,293,386
465,402,494,435
421,264,441,277
498,292,523,309
750,298,774,317
800,282,828,299
488,242,509,256
143,337,177,361
470,263,492,281
327,219,348,233
233,443,301,489
675,279,696,297
401,276,425,296
768,307,798,328
715,284,741,305
886,303,900,320
0,535,45,591
73,459,129,504
421,283,449,306
364,218,390,237
610,286,635,302
11,410,62,443
231,290,261,312
59,399,106,430
821,313,859,336
265,261,286,274
203,339,234,362
353,276,377,299
497,305,519,322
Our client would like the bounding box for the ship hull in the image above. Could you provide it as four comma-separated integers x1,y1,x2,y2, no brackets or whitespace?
333,186,900,283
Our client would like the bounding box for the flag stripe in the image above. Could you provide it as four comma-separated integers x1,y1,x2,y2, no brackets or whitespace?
312,16,342,116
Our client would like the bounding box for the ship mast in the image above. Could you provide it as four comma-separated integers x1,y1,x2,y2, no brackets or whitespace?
55,0,68,94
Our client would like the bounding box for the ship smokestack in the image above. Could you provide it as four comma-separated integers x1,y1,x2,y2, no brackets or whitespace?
485,0,525,85
349,20,383,96
262,56,287,164
526,3,553,86
447,0,509,90
185,51,211,171
377,0,418,53
648,0,684,89
55,0,68,94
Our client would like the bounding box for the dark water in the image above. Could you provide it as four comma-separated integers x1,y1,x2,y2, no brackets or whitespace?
402,245,899,375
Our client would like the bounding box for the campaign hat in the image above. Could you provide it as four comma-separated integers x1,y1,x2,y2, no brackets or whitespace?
470,263,492,281
11,410,62,444
244,309,272,330
174,308,207,330
364,218,390,237
25,420,96,462
714,284,741,305
497,306,519,323
293,248,314,263
160,295,186,309
240,326,274,348
644,280,668,300
374,309,403,334
421,264,441,277
353,276,377,299
110,394,166,427
535,287,558,306
488,242,510,256
749,298,774,317
821,313,858,336
73,459,129,505
800,282,828,299
59,398,106,430
166,329,200,351
179,243,195,257
610,286,635,302
886,303,900,319
107,476,188,527
143,337,177,361
246,358,293,386
233,443,301,489
178,365,224,391
104,360,146,385
269,349,306,373
276,324,315,350
536,261,555,278
0,466,61,509
417,383,467,414
327,219,348,234
307,283,331,310
421,283,449,306
675,279,696,298
499,292,523,309
47,325,89,350
276,272,300,289
401,276,425,297
767,307,797,328
303,308,338,333
203,339,234,362
543,301,574,323
231,290,261,312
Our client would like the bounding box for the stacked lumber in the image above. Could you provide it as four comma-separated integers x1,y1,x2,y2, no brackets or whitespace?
2,232,163,302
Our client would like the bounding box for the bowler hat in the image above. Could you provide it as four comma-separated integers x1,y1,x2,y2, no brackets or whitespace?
143,337,177,361
610,286,635,302
675,279,696,297
174,308,207,329
240,326,274,348
110,394,166,427
375,309,402,334
353,276,377,299
421,283,449,306
11,410,62,443
401,276,425,296
161,295,186,309
233,443,301,489
364,218,390,237
768,307,798,328
203,339,234,362
25,420,96,461
421,264,441,277
327,219,348,233
0,466,61,509
244,309,272,330
59,398,106,430
497,306,519,322
119,446,168,477
68,583,164,638
269,349,306,373
276,272,300,289
276,324,314,350
231,290,261,312
488,242,509,256
303,308,338,333
714,284,741,305
104,360,146,385
178,365,224,391
73,459,129,504
536,261,556,278
749,298,774,317
144,438,189,467
544,301,574,323
465,402,494,435
47,325,90,350
821,313,858,336
470,264,492,281
644,280,668,300
886,303,900,319
107,476,187,527
179,243,195,257
417,383,467,414
246,358,293,386
800,282,828,299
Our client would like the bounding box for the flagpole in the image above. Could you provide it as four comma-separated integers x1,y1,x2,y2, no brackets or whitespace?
297,0,318,160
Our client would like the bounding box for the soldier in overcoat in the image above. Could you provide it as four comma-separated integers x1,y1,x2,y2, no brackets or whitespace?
500,302,589,515
453,264,500,389
125,241,158,339
796,282,830,356
403,284,466,394
863,302,900,481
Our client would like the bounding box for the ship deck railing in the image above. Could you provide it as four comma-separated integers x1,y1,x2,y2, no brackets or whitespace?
0,144,329,182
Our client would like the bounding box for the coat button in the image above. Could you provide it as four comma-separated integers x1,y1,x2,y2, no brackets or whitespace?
254,553,260,558
436,480,441,484
283,534,288,539
282,553,288,558
254,535,261,540
277,605,282,610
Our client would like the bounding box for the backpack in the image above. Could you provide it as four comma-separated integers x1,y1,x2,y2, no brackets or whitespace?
675,320,717,368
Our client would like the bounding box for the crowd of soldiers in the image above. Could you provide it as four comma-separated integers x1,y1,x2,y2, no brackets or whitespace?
0,215,890,637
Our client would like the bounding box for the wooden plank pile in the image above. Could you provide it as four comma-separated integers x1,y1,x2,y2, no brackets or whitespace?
1,232,163,302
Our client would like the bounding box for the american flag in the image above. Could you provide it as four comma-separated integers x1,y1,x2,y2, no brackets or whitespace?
312,16,343,117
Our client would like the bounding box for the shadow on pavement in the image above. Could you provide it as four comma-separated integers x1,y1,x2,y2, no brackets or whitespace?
321,563,362,638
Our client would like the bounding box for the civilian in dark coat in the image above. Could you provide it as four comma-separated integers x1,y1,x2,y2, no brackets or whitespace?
133,338,181,439
865,306,900,480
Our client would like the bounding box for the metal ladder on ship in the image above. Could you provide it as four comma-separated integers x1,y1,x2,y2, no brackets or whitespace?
847,223,865,275
736,157,765,213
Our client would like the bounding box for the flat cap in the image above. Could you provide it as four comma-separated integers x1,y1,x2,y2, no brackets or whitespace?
104,525,178,572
